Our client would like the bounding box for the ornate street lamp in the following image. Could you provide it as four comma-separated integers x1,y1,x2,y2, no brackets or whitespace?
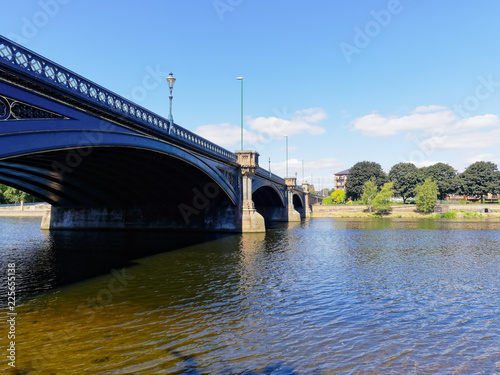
166,72,176,130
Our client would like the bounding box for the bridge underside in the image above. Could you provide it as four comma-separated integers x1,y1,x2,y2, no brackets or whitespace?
253,186,287,223
0,147,240,231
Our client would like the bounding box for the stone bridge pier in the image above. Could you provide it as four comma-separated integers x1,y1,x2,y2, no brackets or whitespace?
286,177,302,222
235,151,266,232
236,151,308,233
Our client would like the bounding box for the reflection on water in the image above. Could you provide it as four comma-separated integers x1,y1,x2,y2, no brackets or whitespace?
1,217,500,374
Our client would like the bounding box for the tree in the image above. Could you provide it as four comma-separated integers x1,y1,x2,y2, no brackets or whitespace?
1,185,38,204
372,182,394,213
362,178,378,212
346,161,387,201
0,184,6,204
456,161,500,203
388,162,422,203
331,190,346,204
415,178,438,213
421,162,457,200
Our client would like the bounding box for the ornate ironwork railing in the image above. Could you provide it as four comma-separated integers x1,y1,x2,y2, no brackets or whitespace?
0,36,237,162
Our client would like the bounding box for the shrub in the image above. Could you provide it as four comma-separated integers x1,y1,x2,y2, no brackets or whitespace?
372,182,394,213
463,212,483,219
322,196,333,205
331,190,346,204
415,178,438,213
438,212,457,219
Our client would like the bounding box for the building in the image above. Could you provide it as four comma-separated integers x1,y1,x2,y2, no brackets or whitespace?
334,168,350,191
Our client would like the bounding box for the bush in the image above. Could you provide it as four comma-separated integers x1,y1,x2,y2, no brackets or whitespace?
331,190,346,204
463,212,483,219
322,196,333,205
436,212,457,219
415,178,438,213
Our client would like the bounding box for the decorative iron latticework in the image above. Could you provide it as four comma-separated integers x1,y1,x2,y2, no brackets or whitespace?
0,95,67,121
218,167,237,188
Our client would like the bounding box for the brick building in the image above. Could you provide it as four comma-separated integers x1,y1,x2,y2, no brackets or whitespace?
334,168,350,191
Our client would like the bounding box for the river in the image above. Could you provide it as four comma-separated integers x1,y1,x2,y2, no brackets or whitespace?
1,217,500,374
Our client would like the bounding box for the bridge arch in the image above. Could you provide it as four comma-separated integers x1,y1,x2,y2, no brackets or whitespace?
292,192,306,218
252,185,287,223
0,132,241,231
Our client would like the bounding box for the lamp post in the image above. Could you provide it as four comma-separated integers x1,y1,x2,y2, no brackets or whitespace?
236,76,243,150
166,72,176,131
285,135,288,177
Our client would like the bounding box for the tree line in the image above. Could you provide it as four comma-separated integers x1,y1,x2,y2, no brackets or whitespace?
345,160,500,204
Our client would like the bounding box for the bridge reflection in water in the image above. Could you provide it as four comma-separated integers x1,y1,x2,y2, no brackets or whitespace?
0,36,321,233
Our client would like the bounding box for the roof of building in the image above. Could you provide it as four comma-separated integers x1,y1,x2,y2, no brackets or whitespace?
334,168,351,175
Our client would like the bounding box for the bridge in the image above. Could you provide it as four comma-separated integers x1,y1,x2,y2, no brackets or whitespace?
0,36,321,232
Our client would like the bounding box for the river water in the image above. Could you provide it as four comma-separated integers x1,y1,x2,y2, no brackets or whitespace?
1,217,500,374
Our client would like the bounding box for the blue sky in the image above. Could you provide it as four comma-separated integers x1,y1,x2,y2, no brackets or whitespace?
2,1,500,189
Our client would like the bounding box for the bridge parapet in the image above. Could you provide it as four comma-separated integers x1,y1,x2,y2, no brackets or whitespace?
0,36,236,162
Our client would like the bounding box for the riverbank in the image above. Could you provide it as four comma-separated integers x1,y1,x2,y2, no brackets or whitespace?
0,203,50,217
311,203,500,220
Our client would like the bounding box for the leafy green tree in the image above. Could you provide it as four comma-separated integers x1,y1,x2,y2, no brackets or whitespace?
388,162,422,203
372,182,394,213
421,162,457,200
362,178,378,213
321,196,333,205
346,161,387,201
0,184,6,204
456,161,500,203
415,178,438,213
1,185,38,204
331,190,346,204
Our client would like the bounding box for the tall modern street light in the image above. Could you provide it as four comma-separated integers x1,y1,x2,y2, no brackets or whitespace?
166,72,176,130
236,76,243,150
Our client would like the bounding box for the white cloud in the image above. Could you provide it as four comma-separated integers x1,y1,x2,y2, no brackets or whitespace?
351,105,500,139
193,123,266,149
420,127,500,151
247,107,327,138
411,105,448,114
403,160,445,168
194,107,328,149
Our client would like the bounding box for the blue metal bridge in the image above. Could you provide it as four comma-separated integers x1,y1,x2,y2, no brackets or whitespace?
0,36,315,232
